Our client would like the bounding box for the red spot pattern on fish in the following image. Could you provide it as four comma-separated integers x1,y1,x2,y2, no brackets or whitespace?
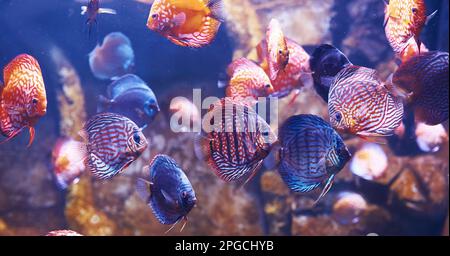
328,65,404,137
384,0,433,57
225,58,274,101
0,54,47,146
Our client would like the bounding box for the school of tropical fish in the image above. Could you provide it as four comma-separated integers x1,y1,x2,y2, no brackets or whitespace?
0,0,448,236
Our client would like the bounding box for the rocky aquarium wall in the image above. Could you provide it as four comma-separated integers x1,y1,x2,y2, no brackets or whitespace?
0,0,448,236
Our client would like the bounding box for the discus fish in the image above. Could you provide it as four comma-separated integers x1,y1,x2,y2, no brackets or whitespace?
195,98,276,185
89,32,135,80
147,0,225,48
265,19,289,80
258,38,311,99
136,154,196,231
51,138,86,190
0,54,47,147
384,0,437,56
278,115,351,205
69,112,148,179
98,74,160,127
328,65,404,138
81,0,117,37
220,58,274,101
391,51,449,125
310,44,352,102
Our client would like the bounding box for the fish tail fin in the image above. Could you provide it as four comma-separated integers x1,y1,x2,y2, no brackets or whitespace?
136,177,153,204
426,10,438,26
81,6,88,15
194,133,211,161
207,0,226,22
97,95,112,113
27,126,35,148
312,173,336,206
98,8,117,15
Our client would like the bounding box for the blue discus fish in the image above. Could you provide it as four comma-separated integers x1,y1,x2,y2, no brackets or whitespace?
310,44,352,102
89,32,135,80
278,114,351,205
98,74,160,127
136,154,197,232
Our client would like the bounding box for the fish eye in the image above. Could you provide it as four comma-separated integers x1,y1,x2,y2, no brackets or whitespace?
152,13,158,19
133,133,141,144
278,50,283,54
412,8,418,14
265,84,271,88
335,112,343,123
181,191,188,198
32,98,38,105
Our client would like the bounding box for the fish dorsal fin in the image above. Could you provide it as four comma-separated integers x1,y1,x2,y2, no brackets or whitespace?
161,189,178,207
170,0,205,11
313,173,336,206
172,12,186,27
136,178,153,204
207,0,225,22
426,10,438,26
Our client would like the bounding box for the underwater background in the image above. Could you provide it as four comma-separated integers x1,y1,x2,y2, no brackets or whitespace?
0,0,448,236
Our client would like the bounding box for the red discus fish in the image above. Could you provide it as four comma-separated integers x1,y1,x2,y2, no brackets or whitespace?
384,0,436,57
265,19,289,81
147,0,225,48
221,58,274,102
0,54,47,146
258,38,310,98
195,98,277,185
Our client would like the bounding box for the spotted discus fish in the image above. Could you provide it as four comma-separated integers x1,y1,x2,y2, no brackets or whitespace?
0,54,47,146
384,0,436,56
75,112,148,179
195,98,276,185
265,18,289,81
147,0,225,48
222,58,274,101
258,38,310,99
278,115,351,204
328,65,404,138
392,51,449,125
136,154,196,231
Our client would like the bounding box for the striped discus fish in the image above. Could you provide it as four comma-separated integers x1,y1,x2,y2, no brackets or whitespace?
195,98,277,184
147,0,225,48
0,54,47,146
328,65,404,138
278,115,351,204
384,0,436,57
77,112,148,179
392,51,449,125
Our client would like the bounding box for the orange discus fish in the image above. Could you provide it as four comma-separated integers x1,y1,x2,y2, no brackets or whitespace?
147,0,225,48
384,0,436,57
221,58,274,102
0,54,47,146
